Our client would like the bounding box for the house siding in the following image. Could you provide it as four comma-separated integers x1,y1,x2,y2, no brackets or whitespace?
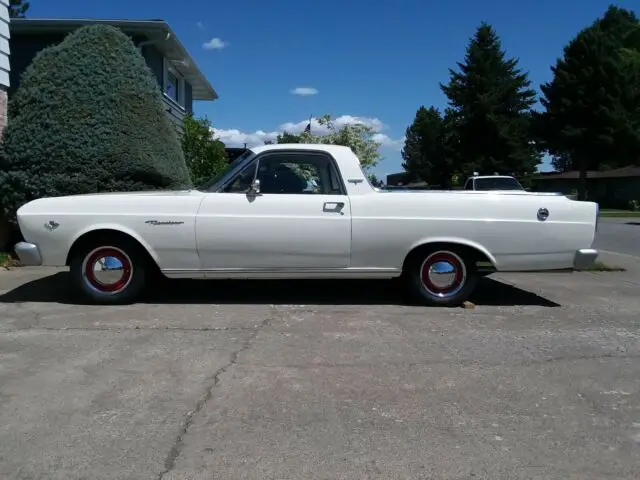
161,95,185,132
140,43,164,88
0,0,10,138
140,43,190,132
0,0,9,87
185,81,193,114
0,1,8,246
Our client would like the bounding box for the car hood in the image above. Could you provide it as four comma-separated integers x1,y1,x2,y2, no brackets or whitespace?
16,190,204,216
61,189,199,198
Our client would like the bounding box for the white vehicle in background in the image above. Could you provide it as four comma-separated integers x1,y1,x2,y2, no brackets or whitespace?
463,173,525,191
14,144,599,306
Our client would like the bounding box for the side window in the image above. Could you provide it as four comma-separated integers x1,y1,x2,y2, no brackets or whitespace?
464,179,473,190
255,153,344,195
222,161,257,193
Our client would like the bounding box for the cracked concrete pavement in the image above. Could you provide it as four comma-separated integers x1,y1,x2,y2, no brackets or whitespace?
0,260,639,479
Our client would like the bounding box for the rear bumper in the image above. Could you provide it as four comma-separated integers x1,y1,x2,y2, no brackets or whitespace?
574,248,598,270
14,242,42,266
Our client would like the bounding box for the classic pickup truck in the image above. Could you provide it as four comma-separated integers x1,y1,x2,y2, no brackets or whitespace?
13,143,599,306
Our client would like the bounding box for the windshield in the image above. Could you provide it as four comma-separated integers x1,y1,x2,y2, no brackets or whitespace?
197,150,254,191
474,177,523,191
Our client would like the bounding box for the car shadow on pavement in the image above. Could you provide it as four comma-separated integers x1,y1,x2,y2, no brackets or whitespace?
0,272,560,307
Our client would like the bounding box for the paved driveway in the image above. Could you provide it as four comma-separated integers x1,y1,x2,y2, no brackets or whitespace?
1,267,639,479
594,217,640,257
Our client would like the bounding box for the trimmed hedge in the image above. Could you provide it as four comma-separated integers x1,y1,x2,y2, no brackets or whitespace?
0,24,192,223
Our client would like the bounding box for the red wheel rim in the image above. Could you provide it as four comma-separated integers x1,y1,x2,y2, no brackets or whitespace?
82,247,133,294
420,251,466,298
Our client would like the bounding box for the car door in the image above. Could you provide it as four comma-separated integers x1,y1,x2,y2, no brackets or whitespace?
195,149,352,272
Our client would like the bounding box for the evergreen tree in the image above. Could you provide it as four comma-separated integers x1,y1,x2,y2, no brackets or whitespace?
535,6,640,200
401,106,455,187
440,22,540,177
0,25,191,223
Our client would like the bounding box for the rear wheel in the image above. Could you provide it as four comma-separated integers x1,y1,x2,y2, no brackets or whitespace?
69,239,147,304
406,248,478,307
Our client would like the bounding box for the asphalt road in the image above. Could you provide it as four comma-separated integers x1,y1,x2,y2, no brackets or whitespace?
1,264,639,479
594,217,640,258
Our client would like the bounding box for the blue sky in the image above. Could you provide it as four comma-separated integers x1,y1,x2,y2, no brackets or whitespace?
28,0,637,180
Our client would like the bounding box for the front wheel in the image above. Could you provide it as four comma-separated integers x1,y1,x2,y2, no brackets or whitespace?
406,248,478,307
69,240,147,305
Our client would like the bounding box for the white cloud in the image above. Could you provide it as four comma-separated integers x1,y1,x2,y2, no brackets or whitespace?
214,128,280,147
290,87,318,96
196,21,205,30
213,115,404,151
203,37,228,50
278,115,387,136
372,132,405,149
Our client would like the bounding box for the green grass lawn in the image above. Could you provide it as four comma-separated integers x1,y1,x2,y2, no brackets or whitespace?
576,261,625,272
599,209,640,218
0,252,11,267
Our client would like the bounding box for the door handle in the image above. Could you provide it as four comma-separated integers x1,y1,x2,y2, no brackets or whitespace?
323,201,345,213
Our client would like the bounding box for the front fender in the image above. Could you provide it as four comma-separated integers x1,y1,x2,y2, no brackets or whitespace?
67,223,160,264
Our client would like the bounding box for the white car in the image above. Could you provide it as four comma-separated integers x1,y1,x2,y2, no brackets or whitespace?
13,144,599,306
463,174,524,191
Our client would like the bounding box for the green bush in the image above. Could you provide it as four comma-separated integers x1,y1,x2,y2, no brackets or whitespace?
0,24,192,223
181,114,228,186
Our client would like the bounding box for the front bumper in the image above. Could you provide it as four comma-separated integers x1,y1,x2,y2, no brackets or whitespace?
14,242,42,266
574,248,598,270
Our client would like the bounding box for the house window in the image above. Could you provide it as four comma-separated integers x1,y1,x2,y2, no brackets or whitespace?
163,58,185,109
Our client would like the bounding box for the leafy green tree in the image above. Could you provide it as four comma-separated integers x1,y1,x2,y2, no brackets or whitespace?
181,114,228,186
316,115,381,170
550,152,571,172
535,6,640,199
0,24,191,223
401,106,456,187
441,22,540,178
9,0,29,18
367,173,384,188
271,115,381,171
276,131,302,144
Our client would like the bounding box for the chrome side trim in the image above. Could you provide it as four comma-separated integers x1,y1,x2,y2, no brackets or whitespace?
161,267,401,280
574,248,599,270
14,242,43,266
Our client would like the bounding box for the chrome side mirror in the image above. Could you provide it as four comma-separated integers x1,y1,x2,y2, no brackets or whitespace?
247,178,261,196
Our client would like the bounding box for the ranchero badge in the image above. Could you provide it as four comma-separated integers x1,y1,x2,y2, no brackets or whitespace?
145,220,184,226
537,208,549,221
44,221,60,231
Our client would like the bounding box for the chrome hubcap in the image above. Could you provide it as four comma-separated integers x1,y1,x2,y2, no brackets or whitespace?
92,256,126,285
420,251,467,298
81,246,133,294
427,261,458,290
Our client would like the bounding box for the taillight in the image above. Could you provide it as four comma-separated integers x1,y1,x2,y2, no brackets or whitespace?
595,204,600,232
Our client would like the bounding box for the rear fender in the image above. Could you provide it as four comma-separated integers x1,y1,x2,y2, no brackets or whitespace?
407,236,497,267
